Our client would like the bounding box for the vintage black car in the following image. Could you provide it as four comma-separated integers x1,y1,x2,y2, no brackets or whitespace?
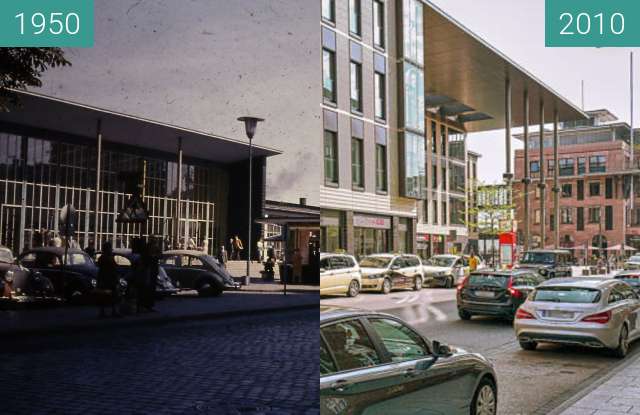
159,250,240,296
18,247,98,303
0,246,56,303
516,249,573,279
96,248,178,297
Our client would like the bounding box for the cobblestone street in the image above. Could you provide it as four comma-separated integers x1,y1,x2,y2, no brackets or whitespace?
0,309,318,415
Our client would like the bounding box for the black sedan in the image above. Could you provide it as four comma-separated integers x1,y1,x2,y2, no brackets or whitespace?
96,249,178,297
159,250,240,296
0,246,56,303
18,247,98,303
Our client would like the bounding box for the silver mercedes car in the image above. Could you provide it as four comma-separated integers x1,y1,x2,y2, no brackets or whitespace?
320,307,498,415
514,278,640,357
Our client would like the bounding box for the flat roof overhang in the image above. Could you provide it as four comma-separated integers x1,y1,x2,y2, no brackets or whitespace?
0,90,281,164
423,1,588,133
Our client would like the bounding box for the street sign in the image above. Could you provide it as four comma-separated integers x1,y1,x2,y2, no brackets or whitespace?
59,204,77,236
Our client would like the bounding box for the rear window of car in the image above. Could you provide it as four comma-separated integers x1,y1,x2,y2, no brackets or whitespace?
615,274,640,284
468,274,510,288
533,287,601,303
360,257,392,268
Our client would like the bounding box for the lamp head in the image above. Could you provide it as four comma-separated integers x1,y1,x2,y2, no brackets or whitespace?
238,116,265,139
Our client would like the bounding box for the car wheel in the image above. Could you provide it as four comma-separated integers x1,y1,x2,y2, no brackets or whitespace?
613,324,630,358
413,276,423,291
519,340,538,351
445,276,454,289
347,280,360,297
549,273,556,279
471,377,497,415
458,310,472,320
381,278,391,295
197,281,222,297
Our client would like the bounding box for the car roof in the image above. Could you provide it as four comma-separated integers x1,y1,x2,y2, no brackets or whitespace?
539,277,613,289
615,270,640,276
471,269,531,276
525,249,571,254
23,247,86,255
320,253,354,259
163,250,209,256
320,306,396,324
363,253,395,258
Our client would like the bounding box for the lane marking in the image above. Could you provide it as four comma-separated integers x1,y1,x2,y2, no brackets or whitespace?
426,304,448,322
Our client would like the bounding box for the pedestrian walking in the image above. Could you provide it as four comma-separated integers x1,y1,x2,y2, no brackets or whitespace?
469,252,479,272
229,238,236,260
233,235,244,260
292,248,303,284
217,245,228,267
96,241,121,318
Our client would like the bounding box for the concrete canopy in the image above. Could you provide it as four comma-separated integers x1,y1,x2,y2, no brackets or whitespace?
0,90,281,164
423,1,588,133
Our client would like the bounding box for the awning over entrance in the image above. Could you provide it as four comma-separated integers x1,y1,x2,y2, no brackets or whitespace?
423,1,588,132
0,90,281,163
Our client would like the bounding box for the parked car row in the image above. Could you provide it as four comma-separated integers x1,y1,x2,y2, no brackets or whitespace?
0,246,240,306
320,252,489,297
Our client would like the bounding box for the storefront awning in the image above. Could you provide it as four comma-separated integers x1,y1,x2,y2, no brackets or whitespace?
0,90,281,164
423,1,588,132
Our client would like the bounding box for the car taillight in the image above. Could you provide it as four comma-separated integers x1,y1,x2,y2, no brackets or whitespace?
507,278,523,299
515,308,535,320
457,275,469,292
581,311,611,324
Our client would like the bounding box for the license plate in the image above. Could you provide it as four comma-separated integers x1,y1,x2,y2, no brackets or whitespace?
475,291,495,298
546,310,574,319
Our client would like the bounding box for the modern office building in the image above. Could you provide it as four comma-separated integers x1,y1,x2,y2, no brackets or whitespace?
319,0,586,258
514,109,640,259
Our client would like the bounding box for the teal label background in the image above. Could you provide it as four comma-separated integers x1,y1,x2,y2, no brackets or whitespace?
546,0,640,47
0,0,94,47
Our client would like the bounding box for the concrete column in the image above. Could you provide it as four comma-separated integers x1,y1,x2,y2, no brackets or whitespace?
523,89,530,251
93,120,102,247
553,110,560,249
345,210,355,255
539,101,546,247
504,78,513,182
174,137,183,248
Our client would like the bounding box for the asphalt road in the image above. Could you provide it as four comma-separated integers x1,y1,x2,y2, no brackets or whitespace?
322,288,640,415
0,309,319,415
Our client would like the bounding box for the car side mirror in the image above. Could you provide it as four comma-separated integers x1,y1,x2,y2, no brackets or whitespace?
431,340,453,357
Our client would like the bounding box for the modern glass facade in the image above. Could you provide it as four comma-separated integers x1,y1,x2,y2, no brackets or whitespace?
404,132,426,199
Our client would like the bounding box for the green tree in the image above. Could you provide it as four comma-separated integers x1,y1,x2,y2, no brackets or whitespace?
0,48,71,111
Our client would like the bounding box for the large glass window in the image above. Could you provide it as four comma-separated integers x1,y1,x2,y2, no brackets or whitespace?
548,160,555,175
324,131,338,185
449,162,465,194
449,197,465,225
375,72,386,120
376,144,387,192
559,158,574,176
589,182,601,197
561,208,573,224
349,0,361,36
351,137,364,188
404,132,426,198
403,0,424,65
530,161,540,176
373,0,385,48
589,155,606,173
322,0,335,23
351,61,363,113
448,130,465,161
354,227,389,257
323,49,336,103
578,157,586,174
588,207,601,223
562,183,572,198
403,63,424,132
430,121,437,154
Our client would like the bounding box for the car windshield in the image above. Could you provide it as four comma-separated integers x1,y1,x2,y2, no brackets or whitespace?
428,257,456,267
360,257,392,268
521,252,555,264
533,287,601,303
0,249,13,264
468,274,510,288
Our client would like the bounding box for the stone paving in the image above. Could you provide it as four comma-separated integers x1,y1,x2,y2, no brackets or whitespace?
558,354,640,415
0,309,319,415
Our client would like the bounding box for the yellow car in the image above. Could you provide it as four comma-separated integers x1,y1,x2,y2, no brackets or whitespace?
320,253,362,297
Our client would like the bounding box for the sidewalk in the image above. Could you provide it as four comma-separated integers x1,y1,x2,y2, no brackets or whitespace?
551,353,640,415
0,290,318,337
235,277,319,293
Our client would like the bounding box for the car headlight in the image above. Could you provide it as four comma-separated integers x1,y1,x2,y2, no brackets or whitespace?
119,279,128,289
539,269,547,276
4,271,14,283
91,278,97,288
368,273,385,279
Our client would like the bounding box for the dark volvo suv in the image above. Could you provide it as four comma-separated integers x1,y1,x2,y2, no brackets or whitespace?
516,249,573,279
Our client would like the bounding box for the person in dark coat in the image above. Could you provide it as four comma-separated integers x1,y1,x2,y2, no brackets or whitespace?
96,241,121,318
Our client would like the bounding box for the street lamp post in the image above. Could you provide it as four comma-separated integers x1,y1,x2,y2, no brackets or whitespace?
238,116,264,287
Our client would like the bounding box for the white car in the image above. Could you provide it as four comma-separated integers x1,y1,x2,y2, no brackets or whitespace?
359,254,426,294
422,255,469,288
320,253,361,297
624,255,640,270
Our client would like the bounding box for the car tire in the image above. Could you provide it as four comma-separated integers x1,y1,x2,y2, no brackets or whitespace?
413,276,423,291
347,280,360,297
381,278,392,295
197,280,222,297
458,310,472,320
612,324,630,358
471,377,497,415
519,340,538,351
549,273,556,280
445,276,454,289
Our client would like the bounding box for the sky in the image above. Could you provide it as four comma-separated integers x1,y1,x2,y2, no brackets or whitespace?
430,0,638,184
